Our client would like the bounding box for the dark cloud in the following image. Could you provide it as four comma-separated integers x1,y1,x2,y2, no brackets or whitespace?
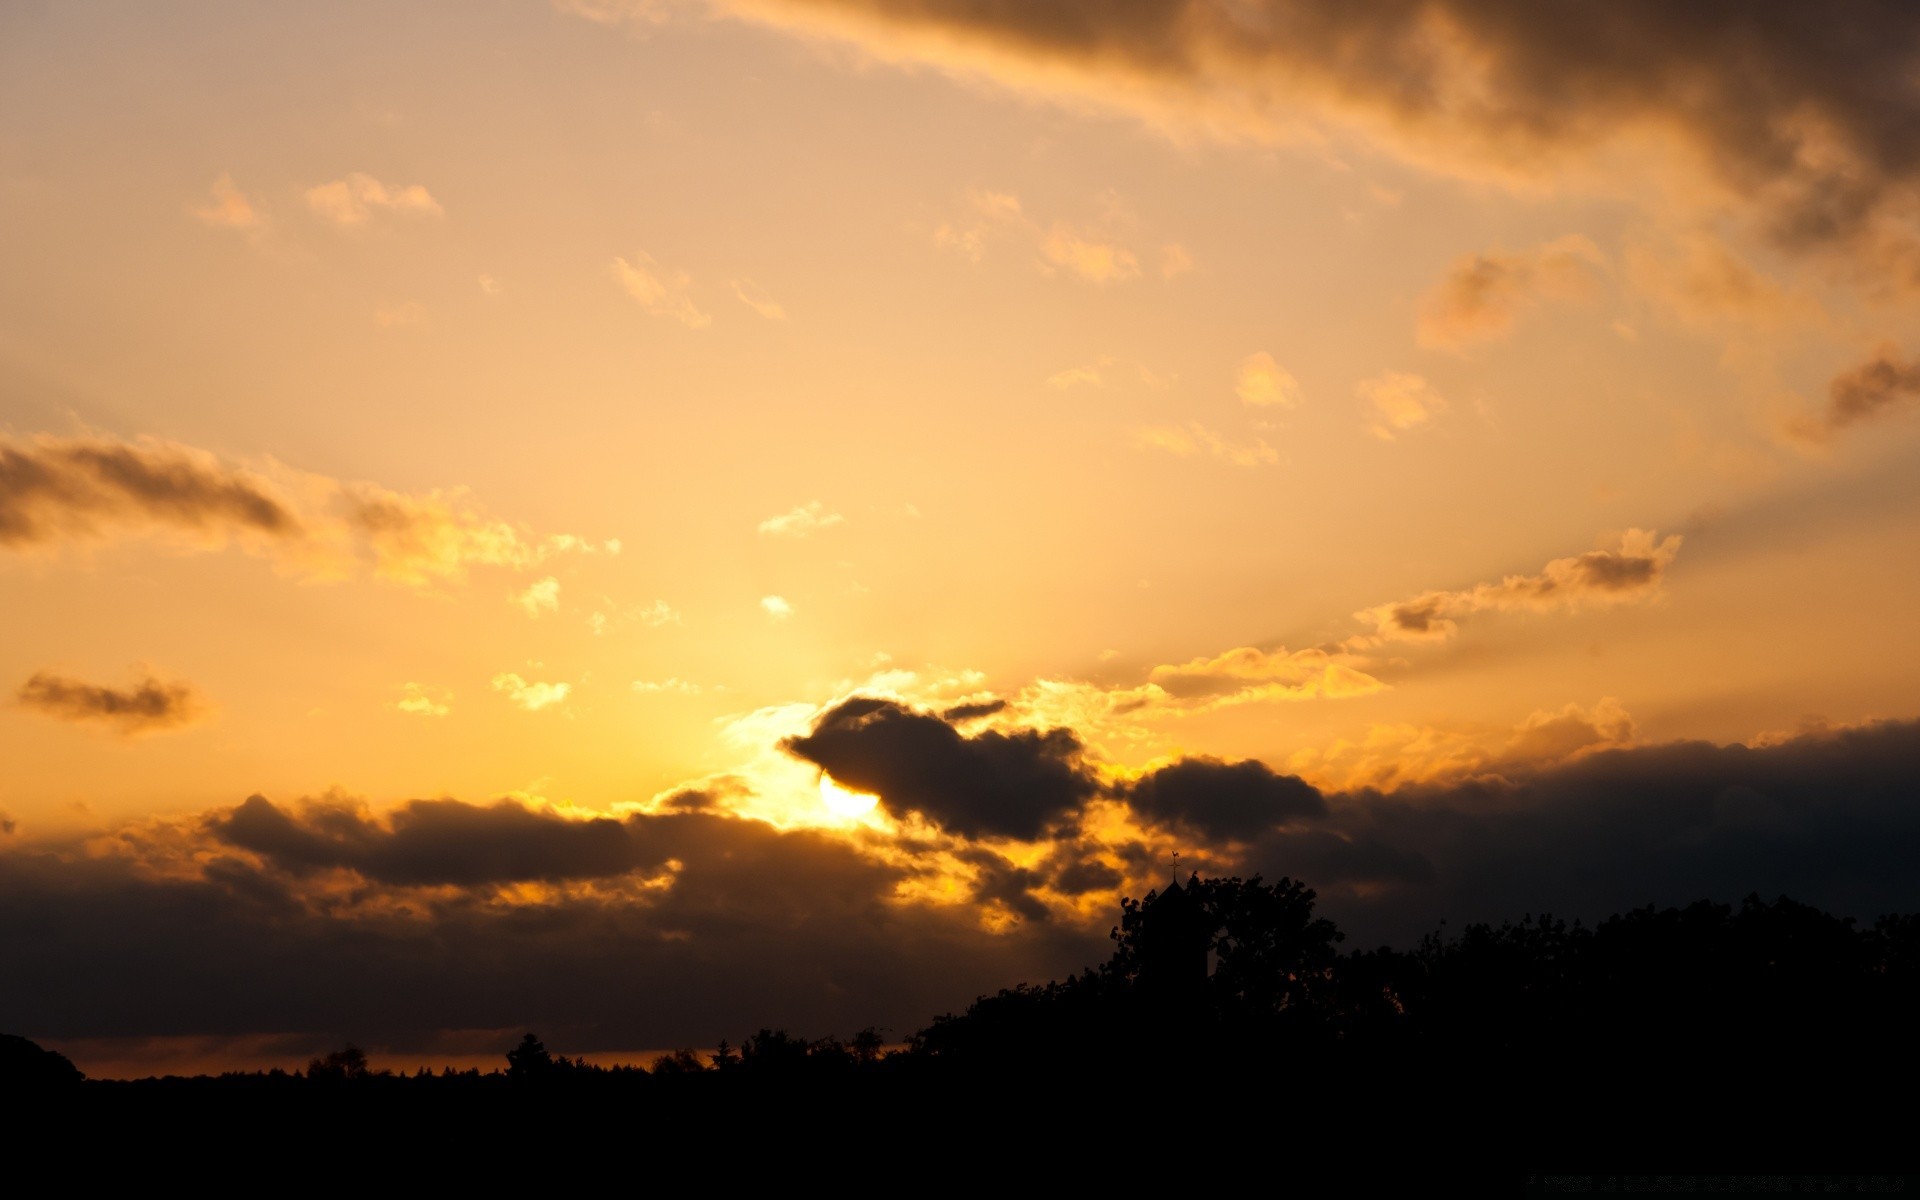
0,807,1105,1061
723,1,1920,272
0,435,299,547
1244,718,1920,947
210,795,661,887
941,698,1007,723
16,671,206,736
782,697,1096,840
1127,757,1326,841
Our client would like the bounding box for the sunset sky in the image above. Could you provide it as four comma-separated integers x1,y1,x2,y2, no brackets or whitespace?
6,1,1920,1077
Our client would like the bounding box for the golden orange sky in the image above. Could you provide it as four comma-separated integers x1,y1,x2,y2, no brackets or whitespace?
5,1,1920,1074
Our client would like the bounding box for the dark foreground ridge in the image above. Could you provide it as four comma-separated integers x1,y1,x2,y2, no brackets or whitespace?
8,877,1919,1184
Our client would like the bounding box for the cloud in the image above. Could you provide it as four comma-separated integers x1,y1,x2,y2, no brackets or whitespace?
1788,346,1920,443
515,577,561,617
611,252,711,328
757,501,844,538
1355,529,1683,643
1134,423,1277,466
305,173,444,226
1285,697,1638,792
1146,645,1385,707
1623,230,1819,331
761,595,793,619
1047,365,1104,390
730,279,788,321
781,697,1097,840
491,673,571,711
192,174,262,231
1126,757,1327,841
395,683,450,718
373,302,426,328
0,433,579,588
633,678,703,695
1040,225,1141,283
0,796,1105,1057
1235,352,1302,408
15,670,207,737
1159,242,1195,278
698,1,1920,284
1416,235,1605,350
1356,371,1445,439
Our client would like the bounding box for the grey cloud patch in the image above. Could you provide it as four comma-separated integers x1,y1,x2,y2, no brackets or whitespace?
781,697,1096,840
1127,757,1326,841
0,435,299,547
1792,347,1920,441
16,671,207,736
941,698,1007,722
210,795,663,887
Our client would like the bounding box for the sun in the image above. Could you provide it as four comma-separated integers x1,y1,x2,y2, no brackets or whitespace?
818,774,880,818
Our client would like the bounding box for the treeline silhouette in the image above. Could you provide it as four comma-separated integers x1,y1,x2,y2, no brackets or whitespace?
9,877,1918,1175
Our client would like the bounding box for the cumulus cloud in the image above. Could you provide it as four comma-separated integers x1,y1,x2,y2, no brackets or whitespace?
15,670,207,736
515,576,561,617
1788,346,1920,443
782,697,1097,840
1356,371,1445,439
0,432,582,588
1134,423,1277,466
192,174,262,231
491,673,571,711
1355,529,1683,643
757,501,844,538
1235,352,1301,408
612,252,711,328
305,173,443,225
1416,235,1605,350
694,1,1920,284
761,595,793,619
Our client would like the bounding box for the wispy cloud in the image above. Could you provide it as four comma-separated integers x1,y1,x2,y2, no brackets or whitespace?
1236,352,1302,408
1357,371,1446,440
1417,235,1605,350
730,279,788,321
757,501,844,538
395,683,451,718
492,673,571,712
515,577,561,617
1134,423,1277,467
612,252,710,328
192,174,263,232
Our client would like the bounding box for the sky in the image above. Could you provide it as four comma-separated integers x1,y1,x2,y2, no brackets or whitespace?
5,0,1920,1077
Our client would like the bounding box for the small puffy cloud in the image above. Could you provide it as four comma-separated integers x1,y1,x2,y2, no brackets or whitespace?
1356,371,1446,439
730,279,787,321
633,678,702,695
1134,423,1277,466
514,576,561,617
491,673,570,711
1416,235,1605,350
478,274,504,296
781,696,1096,840
395,683,450,718
192,174,262,231
757,501,844,538
17,670,207,736
305,173,443,226
1356,529,1683,643
612,252,711,329
1159,243,1195,278
636,600,681,626
1787,345,1920,444
761,595,793,619
1235,352,1302,408
1040,225,1141,284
